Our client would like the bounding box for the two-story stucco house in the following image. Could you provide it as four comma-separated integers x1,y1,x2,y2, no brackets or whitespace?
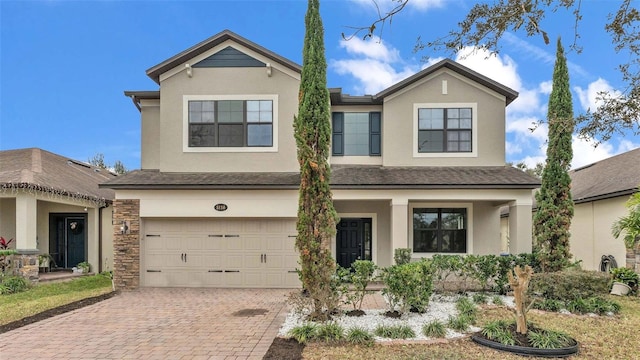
103,30,540,290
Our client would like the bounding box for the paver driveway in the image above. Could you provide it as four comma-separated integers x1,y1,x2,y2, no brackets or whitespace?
0,288,292,360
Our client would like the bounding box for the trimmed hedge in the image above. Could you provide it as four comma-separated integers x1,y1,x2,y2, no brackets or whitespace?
530,270,612,301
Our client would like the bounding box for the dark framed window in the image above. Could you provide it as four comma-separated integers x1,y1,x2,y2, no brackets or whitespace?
413,208,467,253
417,108,471,153
332,112,381,156
188,100,273,147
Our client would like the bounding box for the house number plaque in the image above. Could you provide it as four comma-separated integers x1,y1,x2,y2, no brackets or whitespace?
214,203,228,211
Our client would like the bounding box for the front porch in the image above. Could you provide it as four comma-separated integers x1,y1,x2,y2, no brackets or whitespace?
332,188,534,269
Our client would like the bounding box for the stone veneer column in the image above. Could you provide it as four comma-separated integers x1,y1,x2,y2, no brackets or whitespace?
627,242,640,274
113,199,140,290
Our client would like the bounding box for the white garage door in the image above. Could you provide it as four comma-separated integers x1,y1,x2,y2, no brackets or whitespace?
142,218,299,288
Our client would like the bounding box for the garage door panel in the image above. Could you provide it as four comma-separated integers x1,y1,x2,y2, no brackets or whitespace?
143,218,299,288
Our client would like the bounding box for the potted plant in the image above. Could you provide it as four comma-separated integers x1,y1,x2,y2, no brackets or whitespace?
610,267,639,296
76,261,91,274
38,254,55,272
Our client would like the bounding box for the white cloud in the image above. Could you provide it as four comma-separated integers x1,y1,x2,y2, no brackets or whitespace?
332,58,416,94
571,136,640,168
352,0,445,13
339,36,400,62
539,80,552,95
454,47,521,90
574,78,622,112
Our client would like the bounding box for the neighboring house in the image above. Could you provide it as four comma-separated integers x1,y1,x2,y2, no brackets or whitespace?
0,148,115,279
103,30,540,290
500,147,640,271
569,147,640,271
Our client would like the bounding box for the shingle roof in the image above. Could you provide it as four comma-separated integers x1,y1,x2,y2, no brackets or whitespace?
376,59,519,105
0,148,116,206
570,147,640,203
101,165,539,190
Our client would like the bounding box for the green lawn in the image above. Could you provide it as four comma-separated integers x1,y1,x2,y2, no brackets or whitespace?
0,274,114,325
302,295,640,360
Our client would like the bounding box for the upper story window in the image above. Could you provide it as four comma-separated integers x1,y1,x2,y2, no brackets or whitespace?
332,112,381,156
418,107,472,153
413,207,467,253
189,100,272,147
184,95,278,152
413,103,477,158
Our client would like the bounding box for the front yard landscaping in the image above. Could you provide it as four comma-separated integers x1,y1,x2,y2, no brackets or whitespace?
0,273,114,331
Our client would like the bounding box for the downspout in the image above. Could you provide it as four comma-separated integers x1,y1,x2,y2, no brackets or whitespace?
98,206,103,273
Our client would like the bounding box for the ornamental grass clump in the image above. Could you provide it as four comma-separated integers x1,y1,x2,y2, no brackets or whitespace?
422,320,446,338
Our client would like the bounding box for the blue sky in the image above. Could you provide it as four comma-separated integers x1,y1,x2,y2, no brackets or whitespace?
1,0,638,171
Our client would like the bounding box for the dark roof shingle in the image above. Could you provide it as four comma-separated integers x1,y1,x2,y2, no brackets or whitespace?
102,165,539,190
0,148,116,205
570,147,640,203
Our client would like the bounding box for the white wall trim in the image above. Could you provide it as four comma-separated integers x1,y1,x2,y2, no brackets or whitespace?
412,102,478,158
182,94,279,153
408,202,474,258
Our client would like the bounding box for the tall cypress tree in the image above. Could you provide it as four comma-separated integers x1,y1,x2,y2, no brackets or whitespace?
533,38,575,272
294,0,339,319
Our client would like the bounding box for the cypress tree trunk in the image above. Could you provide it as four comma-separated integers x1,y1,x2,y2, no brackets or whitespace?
533,38,575,272
294,0,339,320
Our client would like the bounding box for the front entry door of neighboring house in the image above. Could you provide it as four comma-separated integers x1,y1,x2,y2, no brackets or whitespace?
49,214,87,269
336,218,372,269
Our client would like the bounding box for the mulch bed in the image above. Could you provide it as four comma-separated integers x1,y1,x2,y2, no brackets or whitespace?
0,291,117,334
263,337,305,360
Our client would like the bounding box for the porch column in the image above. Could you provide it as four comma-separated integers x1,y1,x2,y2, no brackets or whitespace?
390,198,409,265
15,193,37,250
508,202,533,254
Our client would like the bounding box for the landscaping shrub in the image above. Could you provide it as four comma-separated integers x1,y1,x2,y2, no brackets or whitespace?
288,323,318,344
473,293,488,304
316,322,344,342
393,248,412,265
491,295,504,306
431,253,540,294
530,270,611,301
381,260,434,314
374,325,415,339
0,275,30,295
340,260,377,311
422,320,446,338
345,327,374,346
447,314,471,331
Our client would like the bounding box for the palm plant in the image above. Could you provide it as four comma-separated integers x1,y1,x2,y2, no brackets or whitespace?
612,188,640,249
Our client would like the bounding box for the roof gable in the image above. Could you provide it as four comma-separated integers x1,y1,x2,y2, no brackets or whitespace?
146,29,301,84
193,46,265,68
376,59,518,105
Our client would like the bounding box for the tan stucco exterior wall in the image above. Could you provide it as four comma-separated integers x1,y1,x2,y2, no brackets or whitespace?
570,197,628,271
381,70,506,167
157,43,300,173
472,202,502,255
140,99,160,170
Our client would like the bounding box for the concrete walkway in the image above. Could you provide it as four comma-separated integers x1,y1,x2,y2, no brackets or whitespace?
0,288,292,360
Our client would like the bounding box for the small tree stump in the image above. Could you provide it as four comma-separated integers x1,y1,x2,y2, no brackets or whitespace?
508,265,533,334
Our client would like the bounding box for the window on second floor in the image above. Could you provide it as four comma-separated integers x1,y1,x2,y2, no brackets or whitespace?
417,107,472,153
187,98,274,148
413,103,477,158
332,112,381,156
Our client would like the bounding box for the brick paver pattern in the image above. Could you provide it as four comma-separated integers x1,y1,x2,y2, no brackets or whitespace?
0,288,291,360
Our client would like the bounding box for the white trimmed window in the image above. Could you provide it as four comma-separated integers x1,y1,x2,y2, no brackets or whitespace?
184,95,278,152
413,103,477,157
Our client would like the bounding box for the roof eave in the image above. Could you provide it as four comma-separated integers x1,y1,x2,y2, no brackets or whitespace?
145,29,301,84
375,59,519,105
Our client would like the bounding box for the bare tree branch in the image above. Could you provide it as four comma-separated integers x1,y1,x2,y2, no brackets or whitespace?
342,0,408,41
